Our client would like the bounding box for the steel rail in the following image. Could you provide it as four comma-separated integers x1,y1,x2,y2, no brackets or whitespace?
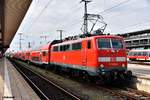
11,60,81,100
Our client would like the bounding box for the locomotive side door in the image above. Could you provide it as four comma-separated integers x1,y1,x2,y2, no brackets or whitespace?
82,40,87,66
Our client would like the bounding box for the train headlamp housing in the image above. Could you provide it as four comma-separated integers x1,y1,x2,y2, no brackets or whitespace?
122,64,126,68
100,64,104,68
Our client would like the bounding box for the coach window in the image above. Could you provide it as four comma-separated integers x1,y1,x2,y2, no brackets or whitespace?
53,46,58,52
143,52,147,56
72,42,82,50
26,53,30,56
128,52,132,56
138,52,141,56
42,51,46,56
87,40,91,49
134,52,137,56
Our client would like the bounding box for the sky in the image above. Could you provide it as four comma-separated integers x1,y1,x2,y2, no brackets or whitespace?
9,0,150,51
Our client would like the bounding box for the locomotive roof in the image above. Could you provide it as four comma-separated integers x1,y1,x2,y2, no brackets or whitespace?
40,43,51,50
52,35,123,46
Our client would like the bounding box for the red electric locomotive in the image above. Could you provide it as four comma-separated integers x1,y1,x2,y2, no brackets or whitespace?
11,34,132,81
50,35,131,80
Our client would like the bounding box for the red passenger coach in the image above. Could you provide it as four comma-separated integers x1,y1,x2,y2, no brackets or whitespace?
128,49,150,61
50,35,130,78
40,43,51,65
24,49,31,61
30,49,41,64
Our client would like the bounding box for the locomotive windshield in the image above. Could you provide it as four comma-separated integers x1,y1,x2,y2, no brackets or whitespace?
97,38,123,49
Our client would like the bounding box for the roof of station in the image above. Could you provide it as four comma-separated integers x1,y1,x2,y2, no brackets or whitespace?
119,29,150,38
0,0,32,52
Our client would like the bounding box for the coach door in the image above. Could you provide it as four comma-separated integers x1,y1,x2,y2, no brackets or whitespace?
82,41,87,66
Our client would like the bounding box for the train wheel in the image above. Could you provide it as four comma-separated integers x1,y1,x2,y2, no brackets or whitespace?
125,70,132,80
82,71,90,82
103,72,111,84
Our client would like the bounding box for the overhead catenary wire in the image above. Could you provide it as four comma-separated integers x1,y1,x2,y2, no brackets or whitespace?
64,0,132,32
99,0,131,15
122,19,150,31
27,0,132,35
27,0,54,32
21,0,39,32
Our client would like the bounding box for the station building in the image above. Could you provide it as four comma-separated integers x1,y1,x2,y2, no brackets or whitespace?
119,29,150,50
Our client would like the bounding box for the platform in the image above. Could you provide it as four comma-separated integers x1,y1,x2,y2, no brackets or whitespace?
128,63,150,79
0,58,40,100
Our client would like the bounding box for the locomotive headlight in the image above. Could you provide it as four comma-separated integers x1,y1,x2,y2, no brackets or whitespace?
122,64,125,67
116,57,126,62
100,64,104,68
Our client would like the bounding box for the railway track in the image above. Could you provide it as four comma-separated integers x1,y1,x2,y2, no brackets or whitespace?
11,60,81,100
95,84,150,100
128,61,150,66
11,59,150,100
112,88,150,100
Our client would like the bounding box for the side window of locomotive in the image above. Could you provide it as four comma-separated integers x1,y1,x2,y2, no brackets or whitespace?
72,42,82,50
87,41,91,49
60,45,63,51
64,44,70,51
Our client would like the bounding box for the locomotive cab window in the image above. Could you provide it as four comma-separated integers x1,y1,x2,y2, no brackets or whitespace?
97,38,123,49
97,38,111,49
112,39,123,49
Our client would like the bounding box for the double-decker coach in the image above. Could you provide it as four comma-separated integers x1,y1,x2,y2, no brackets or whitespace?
40,43,51,65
